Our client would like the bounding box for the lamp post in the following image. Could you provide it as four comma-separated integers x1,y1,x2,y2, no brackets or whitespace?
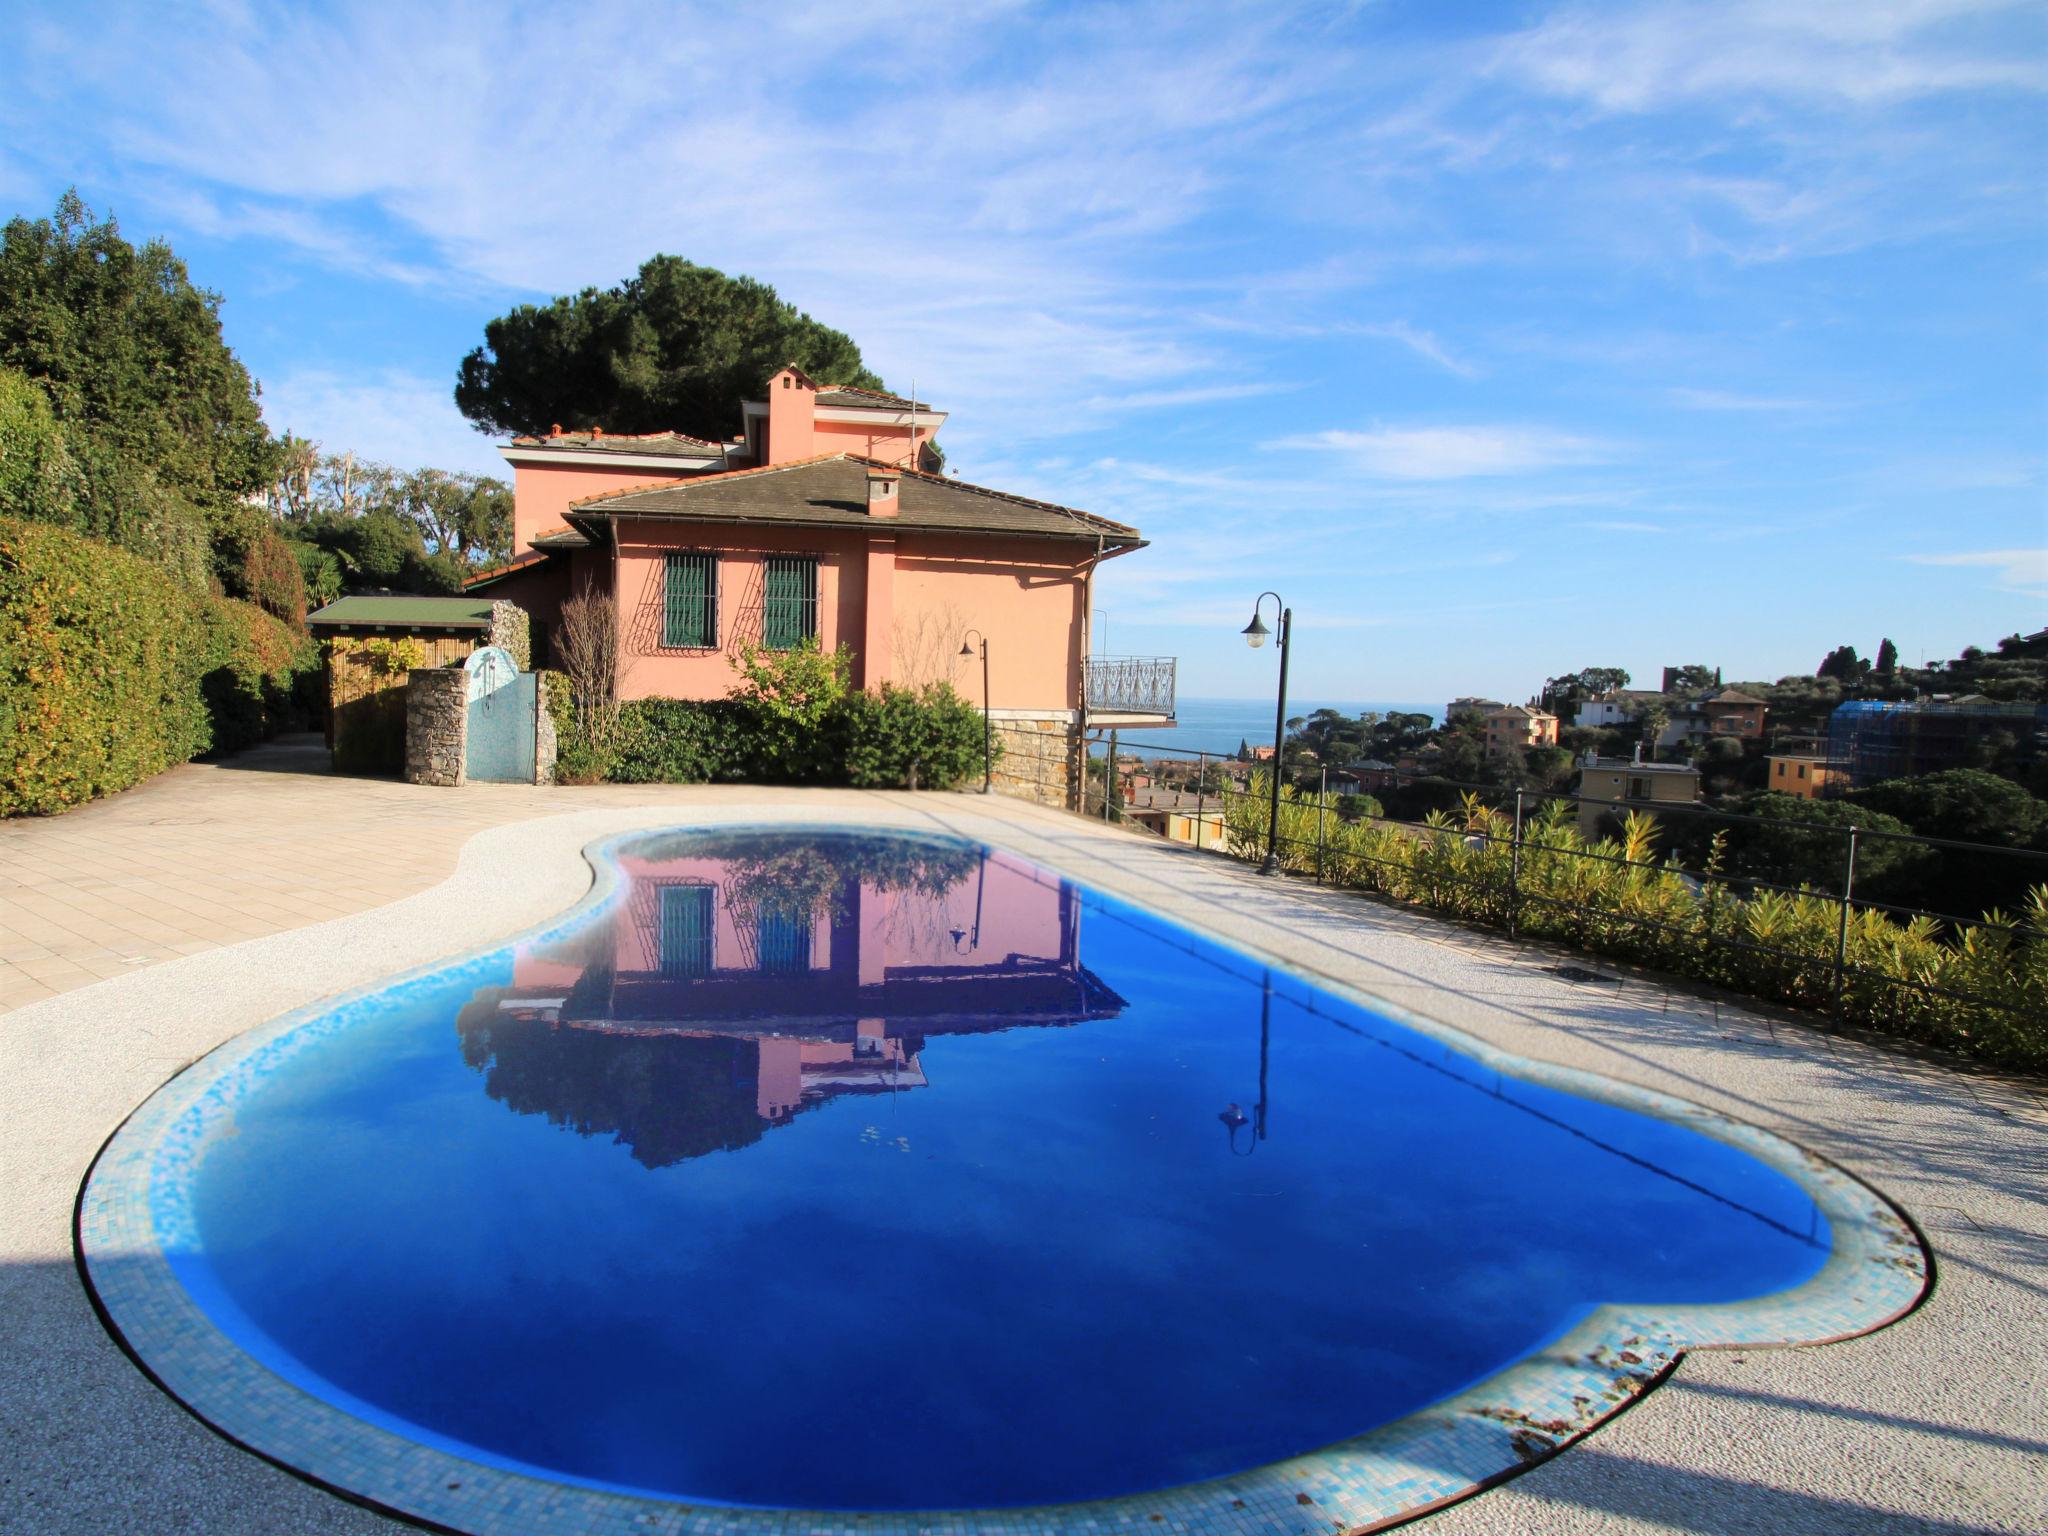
957,630,993,794
1241,592,1291,875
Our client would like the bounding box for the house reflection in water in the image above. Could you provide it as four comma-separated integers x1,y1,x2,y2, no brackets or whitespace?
455,832,1126,1167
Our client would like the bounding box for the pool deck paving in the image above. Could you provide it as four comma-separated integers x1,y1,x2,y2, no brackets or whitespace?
3,738,2045,1535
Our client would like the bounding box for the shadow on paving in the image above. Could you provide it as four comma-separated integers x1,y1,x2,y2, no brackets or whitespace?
203,734,378,781
1486,1443,2005,1535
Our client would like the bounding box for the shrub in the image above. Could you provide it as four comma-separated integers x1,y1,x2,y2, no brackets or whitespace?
1219,774,2048,1072
605,677,997,792
236,522,308,625
0,516,315,814
0,366,82,530
726,638,853,783
843,682,993,789
609,698,745,784
200,597,318,755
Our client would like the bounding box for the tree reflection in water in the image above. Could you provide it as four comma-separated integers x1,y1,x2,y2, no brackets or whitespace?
456,832,1126,1168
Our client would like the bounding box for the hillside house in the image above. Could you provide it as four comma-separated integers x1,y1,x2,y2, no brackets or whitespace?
1576,689,1667,729
1481,704,1559,756
1657,688,1767,750
469,367,1173,804
1766,754,1847,800
1576,754,1702,839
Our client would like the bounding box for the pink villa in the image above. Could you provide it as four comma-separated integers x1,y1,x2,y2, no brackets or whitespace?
465,368,1176,801
454,845,1126,1164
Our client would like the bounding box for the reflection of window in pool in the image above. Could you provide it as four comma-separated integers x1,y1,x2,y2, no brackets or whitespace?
659,885,715,978
756,910,813,974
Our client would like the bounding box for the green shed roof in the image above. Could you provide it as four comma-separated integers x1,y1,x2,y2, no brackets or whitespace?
306,596,496,630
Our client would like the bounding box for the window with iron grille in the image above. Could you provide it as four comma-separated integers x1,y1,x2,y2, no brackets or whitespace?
662,551,717,648
658,885,715,978
761,556,818,650
755,909,813,973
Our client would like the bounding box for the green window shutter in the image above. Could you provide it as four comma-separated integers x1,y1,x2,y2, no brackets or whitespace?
663,553,715,648
756,909,813,973
659,885,715,977
762,557,817,650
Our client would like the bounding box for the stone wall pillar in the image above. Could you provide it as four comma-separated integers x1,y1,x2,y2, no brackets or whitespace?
404,668,469,787
488,601,531,671
533,678,558,786
988,711,1081,809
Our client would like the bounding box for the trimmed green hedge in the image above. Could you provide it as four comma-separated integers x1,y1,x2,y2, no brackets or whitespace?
605,683,994,790
0,516,318,815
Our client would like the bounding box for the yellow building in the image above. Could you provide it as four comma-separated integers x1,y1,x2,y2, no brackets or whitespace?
1766,754,1846,800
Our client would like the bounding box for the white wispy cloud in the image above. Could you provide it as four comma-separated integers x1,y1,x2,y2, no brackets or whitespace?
1074,382,1299,414
1264,424,1615,479
1904,547,2048,594
260,368,503,477
1355,321,1482,379
1667,387,1827,412
1497,0,2043,111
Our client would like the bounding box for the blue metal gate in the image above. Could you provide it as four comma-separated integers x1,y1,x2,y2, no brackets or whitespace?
464,647,535,783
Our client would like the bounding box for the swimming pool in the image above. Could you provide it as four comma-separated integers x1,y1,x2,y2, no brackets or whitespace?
80,825,1927,1533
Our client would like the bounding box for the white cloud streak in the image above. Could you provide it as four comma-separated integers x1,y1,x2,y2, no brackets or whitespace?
1265,424,1616,480
1905,548,2048,594
1497,1,2043,111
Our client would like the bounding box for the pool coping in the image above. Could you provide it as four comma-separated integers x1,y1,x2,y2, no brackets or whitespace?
76,820,1933,1536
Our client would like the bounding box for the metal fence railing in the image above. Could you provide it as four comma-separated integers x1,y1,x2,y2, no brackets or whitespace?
989,730,2048,1059
1083,657,1177,717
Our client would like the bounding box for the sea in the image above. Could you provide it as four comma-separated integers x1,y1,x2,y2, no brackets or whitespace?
1092,697,1442,761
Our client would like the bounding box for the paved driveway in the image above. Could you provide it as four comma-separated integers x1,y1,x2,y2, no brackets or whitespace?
2,743,2043,1534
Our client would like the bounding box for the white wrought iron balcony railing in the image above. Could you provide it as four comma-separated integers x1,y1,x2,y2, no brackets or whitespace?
1085,656,1176,718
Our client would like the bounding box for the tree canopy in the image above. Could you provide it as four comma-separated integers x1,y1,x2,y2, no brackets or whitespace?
1817,644,1870,682
0,194,277,581
455,256,885,442
1851,768,2046,850
259,447,511,600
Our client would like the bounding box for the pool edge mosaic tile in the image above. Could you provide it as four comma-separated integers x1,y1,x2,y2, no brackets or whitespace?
78,823,1930,1536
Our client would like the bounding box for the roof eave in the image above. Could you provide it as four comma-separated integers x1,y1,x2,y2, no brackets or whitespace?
579,506,1144,549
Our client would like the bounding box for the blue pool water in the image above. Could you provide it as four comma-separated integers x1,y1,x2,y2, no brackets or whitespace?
161,828,1829,1511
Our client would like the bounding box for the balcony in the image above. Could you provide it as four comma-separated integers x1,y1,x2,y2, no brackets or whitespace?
1085,656,1176,723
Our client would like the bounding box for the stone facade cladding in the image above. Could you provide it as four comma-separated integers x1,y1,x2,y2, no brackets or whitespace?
990,714,1079,809
403,669,468,787
487,601,532,671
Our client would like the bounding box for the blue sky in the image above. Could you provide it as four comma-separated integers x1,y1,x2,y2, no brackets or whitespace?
3,0,2043,702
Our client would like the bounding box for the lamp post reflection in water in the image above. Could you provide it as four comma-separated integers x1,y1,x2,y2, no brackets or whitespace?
948,853,987,954
1222,972,1274,1155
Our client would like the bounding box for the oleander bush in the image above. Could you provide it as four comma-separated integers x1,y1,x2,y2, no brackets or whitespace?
0,516,316,814
1222,774,2048,1072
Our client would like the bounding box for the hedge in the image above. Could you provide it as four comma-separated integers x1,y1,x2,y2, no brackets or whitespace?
603,684,994,790
1223,777,2048,1073
0,516,318,815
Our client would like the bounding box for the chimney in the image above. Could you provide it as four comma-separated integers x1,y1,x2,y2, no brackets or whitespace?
866,467,901,518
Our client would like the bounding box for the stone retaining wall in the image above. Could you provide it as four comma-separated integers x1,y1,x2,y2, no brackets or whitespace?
403,669,468,787
990,715,1079,809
